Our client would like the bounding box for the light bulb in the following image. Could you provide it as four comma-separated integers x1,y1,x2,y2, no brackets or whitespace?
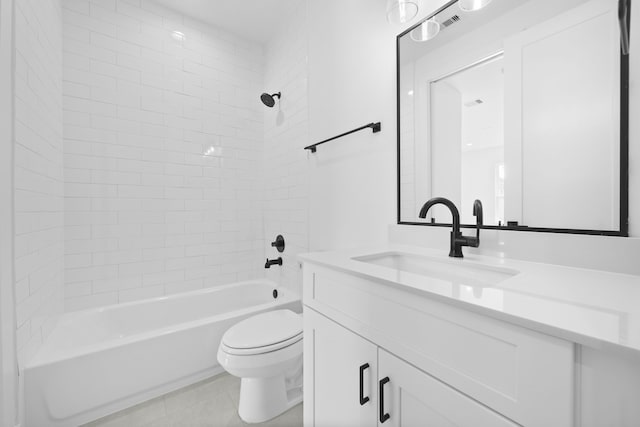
410,18,440,42
458,0,492,12
386,0,419,24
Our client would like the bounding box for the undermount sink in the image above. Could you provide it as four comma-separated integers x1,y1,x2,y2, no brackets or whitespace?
352,252,519,288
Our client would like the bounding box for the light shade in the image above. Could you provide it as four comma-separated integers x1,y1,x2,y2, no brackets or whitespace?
458,0,493,12
386,0,419,24
410,18,440,42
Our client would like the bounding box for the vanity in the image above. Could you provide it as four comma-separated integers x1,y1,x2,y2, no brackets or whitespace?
300,245,640,426
300,0,638,424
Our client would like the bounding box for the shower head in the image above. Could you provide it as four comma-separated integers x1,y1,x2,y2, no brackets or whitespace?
260,92,281,108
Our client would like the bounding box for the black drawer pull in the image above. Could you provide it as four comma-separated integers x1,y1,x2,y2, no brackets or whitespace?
359,363,370,405
379,376,390,423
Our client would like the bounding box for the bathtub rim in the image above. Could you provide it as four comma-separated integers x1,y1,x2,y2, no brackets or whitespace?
66,278,285,317
27,279,300,369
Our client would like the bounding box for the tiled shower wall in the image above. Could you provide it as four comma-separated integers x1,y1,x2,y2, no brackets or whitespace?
14,0,64,363
262,3,309,295
61,0,265,311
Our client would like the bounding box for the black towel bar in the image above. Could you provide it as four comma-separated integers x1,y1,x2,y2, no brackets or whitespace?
304,122,381,153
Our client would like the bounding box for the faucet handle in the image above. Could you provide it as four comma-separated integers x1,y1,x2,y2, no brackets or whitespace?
469,199,483,248
270,235,285,252
473,199,483,225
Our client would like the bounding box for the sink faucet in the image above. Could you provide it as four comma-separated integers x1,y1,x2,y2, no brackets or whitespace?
418,197,483,258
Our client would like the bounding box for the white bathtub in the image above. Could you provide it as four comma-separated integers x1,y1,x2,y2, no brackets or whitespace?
24,279,300,427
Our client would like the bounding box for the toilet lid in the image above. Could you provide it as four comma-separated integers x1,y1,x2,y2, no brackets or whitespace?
222,309,302,350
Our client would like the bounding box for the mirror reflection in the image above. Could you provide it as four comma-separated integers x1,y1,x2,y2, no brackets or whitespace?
398,0,628,233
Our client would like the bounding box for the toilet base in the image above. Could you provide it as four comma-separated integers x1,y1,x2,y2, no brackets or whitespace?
237,358,303,423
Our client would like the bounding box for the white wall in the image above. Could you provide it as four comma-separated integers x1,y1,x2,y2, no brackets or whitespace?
14,0,65,367
461,147,503,224
430,81,462,220
307,0,640,259
262,2,309,295
61,0,266,311
306,0,450,251
0,0,18,423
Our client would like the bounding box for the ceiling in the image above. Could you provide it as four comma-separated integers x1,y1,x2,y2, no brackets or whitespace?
153,0,302,44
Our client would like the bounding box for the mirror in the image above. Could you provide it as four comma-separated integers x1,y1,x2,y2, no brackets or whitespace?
398,0,629,235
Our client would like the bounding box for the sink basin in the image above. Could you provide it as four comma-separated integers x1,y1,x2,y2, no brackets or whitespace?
352,252,519,288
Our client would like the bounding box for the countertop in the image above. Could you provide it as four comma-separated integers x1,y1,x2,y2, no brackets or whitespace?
299,244,640,355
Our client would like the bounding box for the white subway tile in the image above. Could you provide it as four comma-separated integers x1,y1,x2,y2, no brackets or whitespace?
65,253,92,268
91,223,142,238
61,0,279,311
164,279,202,295
65,291,118,311
117,260,163,276
118,285,164,304
143,269,183,286
63,9,117,38
63,0,90,15
65,264,118,283
93,249,143,266
65,281,92,298
93,276,141,293
91,32,141,56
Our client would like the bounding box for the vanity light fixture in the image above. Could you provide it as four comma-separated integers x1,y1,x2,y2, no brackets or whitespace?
410,18,440,42
386,0,419,24
457,0,493,12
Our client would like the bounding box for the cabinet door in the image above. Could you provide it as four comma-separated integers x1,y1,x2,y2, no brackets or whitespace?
304,308,377,427
378,349,518,427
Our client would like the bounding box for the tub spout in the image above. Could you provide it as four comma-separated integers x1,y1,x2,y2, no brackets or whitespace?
265,257,283,268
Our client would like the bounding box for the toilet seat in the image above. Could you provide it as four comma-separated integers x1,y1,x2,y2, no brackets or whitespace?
221,333,302,356
220,309,302,356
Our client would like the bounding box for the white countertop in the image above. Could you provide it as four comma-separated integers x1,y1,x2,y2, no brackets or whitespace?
299,244,640,355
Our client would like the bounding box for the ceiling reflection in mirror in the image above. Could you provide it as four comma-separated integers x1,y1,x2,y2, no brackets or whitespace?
397,0,629,235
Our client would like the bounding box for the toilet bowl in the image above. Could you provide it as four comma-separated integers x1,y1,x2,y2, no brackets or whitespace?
217,309,303,423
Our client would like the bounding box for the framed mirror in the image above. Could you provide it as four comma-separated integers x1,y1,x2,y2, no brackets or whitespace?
397,0,630,236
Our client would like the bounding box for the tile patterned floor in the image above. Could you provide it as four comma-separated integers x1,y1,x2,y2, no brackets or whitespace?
83,374,303,427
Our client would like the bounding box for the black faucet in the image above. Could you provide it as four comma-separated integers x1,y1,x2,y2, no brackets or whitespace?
418,197,483,258
265,257,283,268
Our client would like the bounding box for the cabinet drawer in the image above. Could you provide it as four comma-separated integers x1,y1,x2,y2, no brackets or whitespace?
303,264,574,427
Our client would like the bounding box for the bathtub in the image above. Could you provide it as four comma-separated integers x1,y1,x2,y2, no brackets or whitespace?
24,279,300,427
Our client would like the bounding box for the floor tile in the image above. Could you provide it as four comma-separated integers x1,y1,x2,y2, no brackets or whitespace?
84,374,302,427
83,394,167,427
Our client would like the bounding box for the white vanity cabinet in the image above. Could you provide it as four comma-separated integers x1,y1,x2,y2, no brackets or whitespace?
304,308,377,427
378,349,518,427
305,308,518,427
302,264,575,427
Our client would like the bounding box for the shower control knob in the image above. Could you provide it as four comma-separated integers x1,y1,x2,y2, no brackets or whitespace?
271,235,285,253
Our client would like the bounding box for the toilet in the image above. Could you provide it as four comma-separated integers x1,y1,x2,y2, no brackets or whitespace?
217,309,303,423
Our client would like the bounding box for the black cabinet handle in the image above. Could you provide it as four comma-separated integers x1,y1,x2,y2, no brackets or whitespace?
359,363,370,405
379,376,390,423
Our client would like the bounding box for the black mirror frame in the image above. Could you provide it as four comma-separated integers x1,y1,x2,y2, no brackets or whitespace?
396,0,630,237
